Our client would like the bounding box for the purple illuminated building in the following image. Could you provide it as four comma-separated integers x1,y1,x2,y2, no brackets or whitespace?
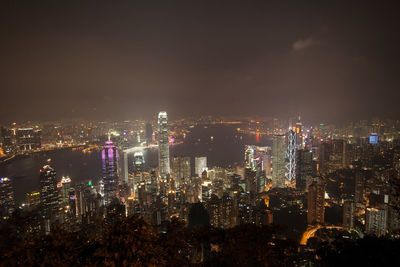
102,137,119,205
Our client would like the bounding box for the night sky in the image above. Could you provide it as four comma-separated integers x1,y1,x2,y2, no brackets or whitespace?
1,0,399,123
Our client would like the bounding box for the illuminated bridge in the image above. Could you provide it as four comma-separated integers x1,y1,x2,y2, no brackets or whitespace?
300,225,344,246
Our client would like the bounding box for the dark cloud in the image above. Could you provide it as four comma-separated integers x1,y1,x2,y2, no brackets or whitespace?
292,37,321,52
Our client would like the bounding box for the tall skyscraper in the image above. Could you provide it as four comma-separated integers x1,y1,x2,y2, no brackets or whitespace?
171,156,191,187
286,128,296,182
0,127,15,154
102,138,119,205
60,176,71,204
296,149,313,192
295,116,304,149
145,122,153,144
120,151,129,184
272,134,286,188
245,145,255,169
195,156,207,177
343,200,355,230
307,178,325,225
39,162,59,218
255,157,266,193
0,177,15,219
132,151,144,200
158,111,170,178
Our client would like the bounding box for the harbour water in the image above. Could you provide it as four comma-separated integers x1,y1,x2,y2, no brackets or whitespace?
0,124,270,204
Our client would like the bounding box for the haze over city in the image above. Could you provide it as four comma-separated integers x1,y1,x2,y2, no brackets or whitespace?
1,0,399,123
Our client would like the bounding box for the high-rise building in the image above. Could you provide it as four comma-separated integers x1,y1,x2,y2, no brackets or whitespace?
319,139,347,173
26,190,40,211
307,178,325,225
158,111,170,178
296,149,313,192
39,163,59,218
0,177,15,219
0,127,15,154
245,146,255,169
255,157,266,193
171,156,191,187
272,134,286,188
195,156,207,177
201,180,212,202
60,176,71,204
295,117,304,149
244,167,256,193
366,207,387,237
145,123,153,144
286,129,296,182
120,151,129,184
132,151,144,199
102,138,119,206
343,200,355,230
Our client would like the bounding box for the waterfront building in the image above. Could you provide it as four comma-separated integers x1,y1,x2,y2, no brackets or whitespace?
16,128,41,151
39,162,59,218
0,177,14,219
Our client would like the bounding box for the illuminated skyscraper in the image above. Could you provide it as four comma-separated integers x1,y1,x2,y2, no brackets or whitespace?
0,177,14,219
295,116,304,149
39,162,59,218
102,138,119,205
60,176,71,204
120,151,129,184
195,156,207,177
272,134,286,188
158,111,170,178
245,145,255,169
255,157,265,193
171,156,191,187
244,167,256,193
286,128,296,182
133,151,144,199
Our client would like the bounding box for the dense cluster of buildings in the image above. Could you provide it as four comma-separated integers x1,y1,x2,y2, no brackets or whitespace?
0,114,400,243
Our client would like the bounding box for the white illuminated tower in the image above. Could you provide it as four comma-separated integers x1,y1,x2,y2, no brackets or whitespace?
286,128,296,182
158,111,170,178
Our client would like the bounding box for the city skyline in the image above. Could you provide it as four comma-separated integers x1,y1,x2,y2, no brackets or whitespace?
1,1,400,265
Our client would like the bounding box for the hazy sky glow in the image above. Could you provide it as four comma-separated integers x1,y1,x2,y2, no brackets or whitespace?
1,0,399,123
